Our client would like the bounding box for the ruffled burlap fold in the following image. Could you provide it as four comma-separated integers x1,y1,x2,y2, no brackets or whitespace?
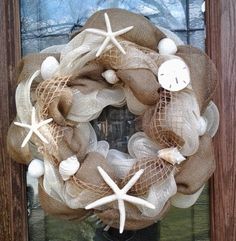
96,201,171,230
68,61,110,94
117,68,160,105
79,8,166,50
74,152,116,195
38,179,90,220
175,134,215,194
7,120,32,164
36,76,73,124
176,46,218,113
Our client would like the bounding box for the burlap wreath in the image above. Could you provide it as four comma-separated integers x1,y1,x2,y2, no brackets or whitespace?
7,8,219,233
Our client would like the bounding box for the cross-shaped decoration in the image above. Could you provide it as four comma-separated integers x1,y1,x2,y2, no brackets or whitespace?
14,107,53,147
85,166,155,233
85,13,134,57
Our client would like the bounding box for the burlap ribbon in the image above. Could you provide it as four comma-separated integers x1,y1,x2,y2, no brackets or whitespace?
78,8,166,50
117,68,161,105
176,46,218,113
175,134,215,194
74,152,116,195
38,178,90,220
68,61,109,94
96,201,171,230
7,120,32,164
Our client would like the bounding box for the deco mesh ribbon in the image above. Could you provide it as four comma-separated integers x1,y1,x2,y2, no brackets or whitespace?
7,8,219,233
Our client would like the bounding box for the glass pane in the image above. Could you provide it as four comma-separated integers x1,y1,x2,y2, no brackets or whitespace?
21,1,209,241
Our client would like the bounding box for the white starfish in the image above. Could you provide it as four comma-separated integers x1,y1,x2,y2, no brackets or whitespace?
85,13,133,57
14,107,53,148
85,166,155,233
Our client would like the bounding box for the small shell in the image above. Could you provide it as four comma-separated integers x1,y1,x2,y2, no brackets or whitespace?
41,56,59,80
158,38,177,55
59,155,80,181
158,147,186,165
102,70,119,84
28,159,45,178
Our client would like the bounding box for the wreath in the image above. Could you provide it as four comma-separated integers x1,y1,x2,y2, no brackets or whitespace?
7,8,219,233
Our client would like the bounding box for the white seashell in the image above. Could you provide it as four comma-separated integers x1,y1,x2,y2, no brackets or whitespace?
158,147,186,165
59,155,80,181
28,159,44,178
171,185,205,208
102,70,119,84
41,56,59,80
158,38,177,55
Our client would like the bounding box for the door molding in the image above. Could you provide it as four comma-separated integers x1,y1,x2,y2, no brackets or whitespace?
0,1,28,241
206,1,236,241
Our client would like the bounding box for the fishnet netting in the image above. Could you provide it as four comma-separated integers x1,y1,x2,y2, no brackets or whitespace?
121,157,175,196
72,176,112,196
36,76,70,117
97,40,158,73
35,76,71,154
143,89,185,149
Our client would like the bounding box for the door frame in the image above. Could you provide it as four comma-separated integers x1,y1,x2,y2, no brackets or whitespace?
0,1,235,240
0,1,28,241
206,1,236,241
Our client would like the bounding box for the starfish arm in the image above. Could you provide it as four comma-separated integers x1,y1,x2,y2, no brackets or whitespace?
21,129,33,148
33,129,49,144
114,26,134,36
110,37,126,55
122,169,144,193
96,37,111,57
14,122,31,129
85,28,107,37
37,118,53,128
118,199,126,234
85,194,116,210
124,195,155,210
97,166,120,193
104,13,112,33
31,107,36,125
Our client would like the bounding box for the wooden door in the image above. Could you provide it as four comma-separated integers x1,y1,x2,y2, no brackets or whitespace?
0,1,235,240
